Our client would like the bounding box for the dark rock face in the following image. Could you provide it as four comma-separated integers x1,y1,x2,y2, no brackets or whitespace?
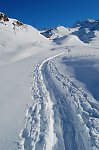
14,21,23,26
0,13,9,22
0,12,23,27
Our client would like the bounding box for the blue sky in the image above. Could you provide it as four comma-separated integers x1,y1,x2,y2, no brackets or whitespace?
0,0,99,29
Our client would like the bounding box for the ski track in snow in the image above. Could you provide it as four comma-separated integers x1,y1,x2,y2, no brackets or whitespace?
17,52,99,150
17,53,63,150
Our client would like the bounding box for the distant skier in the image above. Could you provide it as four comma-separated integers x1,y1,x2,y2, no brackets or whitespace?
67,48,71,52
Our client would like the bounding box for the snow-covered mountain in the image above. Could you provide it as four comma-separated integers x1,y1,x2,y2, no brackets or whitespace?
0,13,99,150
41,25,76,41
72,19,99,45
41,26,73,39
41,19,99,46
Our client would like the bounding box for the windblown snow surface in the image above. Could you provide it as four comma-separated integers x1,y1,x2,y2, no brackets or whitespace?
0,14,99,150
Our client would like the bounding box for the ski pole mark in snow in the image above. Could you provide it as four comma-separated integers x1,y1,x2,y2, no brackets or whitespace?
18,53,63,150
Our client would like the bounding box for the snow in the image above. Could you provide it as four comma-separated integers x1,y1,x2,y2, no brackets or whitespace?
0,14,99,150
53,35,85,46
41,26,75,40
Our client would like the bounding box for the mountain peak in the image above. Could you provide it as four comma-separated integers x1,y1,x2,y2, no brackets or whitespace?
73,19,99,30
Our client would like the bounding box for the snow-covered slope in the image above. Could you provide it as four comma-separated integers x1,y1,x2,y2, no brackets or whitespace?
0,13,99,150
53,34,85,46
0,12,50,65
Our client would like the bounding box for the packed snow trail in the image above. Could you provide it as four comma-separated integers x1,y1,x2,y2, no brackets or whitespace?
18,53,63,150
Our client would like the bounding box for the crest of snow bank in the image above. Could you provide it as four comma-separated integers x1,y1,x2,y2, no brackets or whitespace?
53,35,85,46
